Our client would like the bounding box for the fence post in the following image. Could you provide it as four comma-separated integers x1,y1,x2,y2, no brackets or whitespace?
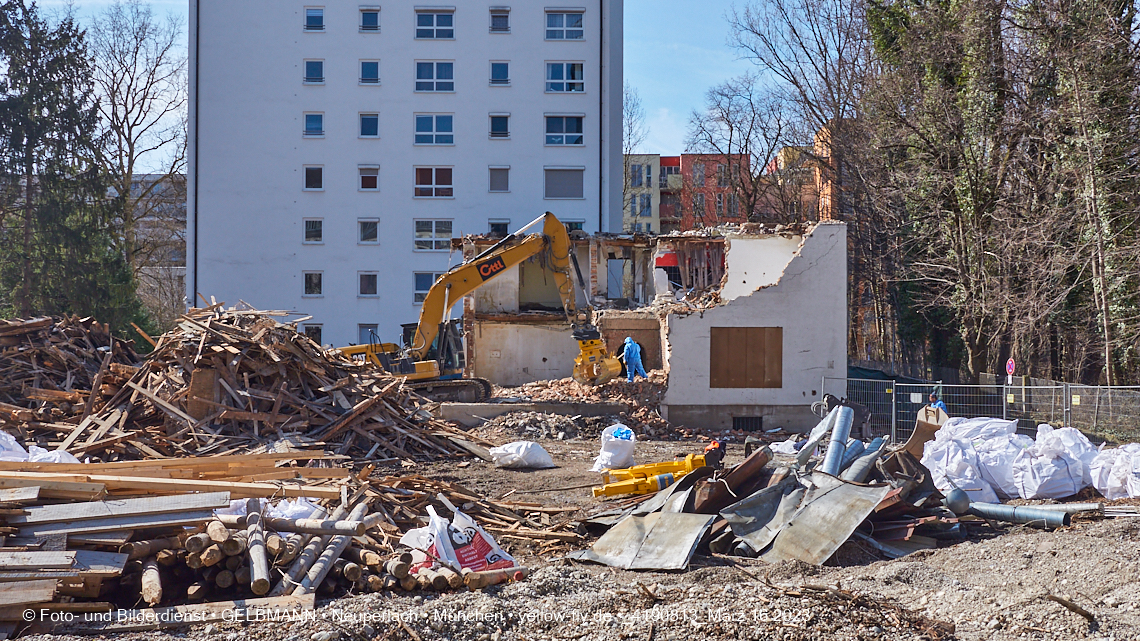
890,379,897,444
1002,382,1008,421
1064,383,1071,427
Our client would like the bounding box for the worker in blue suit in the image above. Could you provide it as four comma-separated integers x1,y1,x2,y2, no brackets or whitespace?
929,393,947,412
621,337,647,382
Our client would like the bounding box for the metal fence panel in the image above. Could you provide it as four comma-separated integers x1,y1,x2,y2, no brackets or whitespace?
1068,385,1140,444
822,377,896,441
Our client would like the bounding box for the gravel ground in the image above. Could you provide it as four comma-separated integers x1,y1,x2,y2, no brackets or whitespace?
25,437,1140,641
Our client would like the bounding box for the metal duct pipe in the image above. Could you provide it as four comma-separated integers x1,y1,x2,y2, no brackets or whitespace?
840,438,886,483
838,438,866,472
968,503,1071,529
820,406,855,476
795,406,840,470
1025,503,1103,515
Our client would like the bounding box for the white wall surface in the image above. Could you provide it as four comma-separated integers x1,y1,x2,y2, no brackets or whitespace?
188,0,622,347
471,322,580,385
663,222,847,407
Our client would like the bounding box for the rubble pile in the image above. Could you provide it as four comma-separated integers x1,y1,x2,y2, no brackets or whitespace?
480,412,580,440
494,370,671,437
0,316,141,429
5,305,488,462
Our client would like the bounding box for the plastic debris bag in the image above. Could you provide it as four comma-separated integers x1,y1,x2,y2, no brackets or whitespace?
268,497,320,519
590,423,635,472
974,433,1034,500
1011,446,1085,499
489,441,556,469
769,437,799,455
1089,443,1140,500
922,436,1000,504
1034,424,1099,486
27,445,79,464
400,505,515,573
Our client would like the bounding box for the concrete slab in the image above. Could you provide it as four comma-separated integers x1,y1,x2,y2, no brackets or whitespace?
439,402,629,427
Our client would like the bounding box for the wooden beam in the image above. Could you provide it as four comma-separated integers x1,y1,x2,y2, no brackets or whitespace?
9,491,232,525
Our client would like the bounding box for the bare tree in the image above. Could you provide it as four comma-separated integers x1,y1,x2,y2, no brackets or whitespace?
90,0,187,326
622,82,649,218
685,73,798,223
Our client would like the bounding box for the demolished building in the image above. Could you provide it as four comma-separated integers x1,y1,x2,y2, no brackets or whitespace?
461,220,847,433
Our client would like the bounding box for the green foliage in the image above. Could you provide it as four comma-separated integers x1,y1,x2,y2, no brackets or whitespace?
0,0,153,340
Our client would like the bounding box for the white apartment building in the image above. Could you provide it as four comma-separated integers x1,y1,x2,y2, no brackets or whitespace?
188,1,624,347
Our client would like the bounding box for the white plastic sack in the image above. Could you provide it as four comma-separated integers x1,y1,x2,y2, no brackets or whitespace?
489,441,556,469
1010,447,1085,499
1035,424,1099,486
399,505,515,573
922,436,1000,504
590,423,635,472
0,432,29,462
770,437,799,455
27,445,79,464
974,433,1034,499
1090,443,1140,500
0,432,79,464
268,497,320,520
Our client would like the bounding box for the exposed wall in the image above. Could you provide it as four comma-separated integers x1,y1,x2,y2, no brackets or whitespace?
597,312,662,370
471,321,580,385
662,222,847,432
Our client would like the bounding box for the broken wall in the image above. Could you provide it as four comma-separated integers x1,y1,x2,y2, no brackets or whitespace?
469,321,580,385
662,221,847,432
596,311,662,371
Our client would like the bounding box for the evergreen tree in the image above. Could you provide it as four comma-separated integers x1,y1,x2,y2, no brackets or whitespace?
0,0,150,336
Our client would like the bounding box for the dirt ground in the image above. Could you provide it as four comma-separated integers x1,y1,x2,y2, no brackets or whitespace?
30,434,1140,641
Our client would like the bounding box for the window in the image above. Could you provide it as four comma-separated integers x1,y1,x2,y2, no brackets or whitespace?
490,62,510,86
359,219,378,243
303,219,323,243
415,168,453,198
660,165,679,188
693,163,705,186
416,62,454,92
303,113,323,137
544,168,584,199
415,272,445,303
360,113,378,138
629,163,643,188
546,62,583,92
709,327,783,388
360,8,379,31
717,163,728,187
304,166,323,190
305,7,324,31
304,60,324,84
639,194,652,217
359,272,378,297
489,115,509,139
359,324,379,344
414,220,452,250
415,115,453,145
359,166,379,191
490,8,510,32
564,220,584,232
694,192,705,218
360,61,379,84
546,11,583,39
716,193,724,216
303,272,322,296
728,193,740,217
489,219,510,236
489,167,509,192
646,164,652,186
416,11,453,39
545,116,583,145
302,324,323,344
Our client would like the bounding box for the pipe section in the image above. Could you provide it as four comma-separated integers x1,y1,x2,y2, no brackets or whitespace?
968,503,1071,529
820,406,854,476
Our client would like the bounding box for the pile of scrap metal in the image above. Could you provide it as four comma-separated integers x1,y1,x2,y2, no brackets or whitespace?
570,403,964,571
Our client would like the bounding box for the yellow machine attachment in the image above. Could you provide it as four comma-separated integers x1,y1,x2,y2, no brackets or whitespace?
592,454,708,498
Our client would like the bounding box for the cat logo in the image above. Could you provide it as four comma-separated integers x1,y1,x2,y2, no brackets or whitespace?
477,256,507,281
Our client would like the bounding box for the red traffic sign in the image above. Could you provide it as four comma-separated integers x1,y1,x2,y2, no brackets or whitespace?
1006,358,1016,376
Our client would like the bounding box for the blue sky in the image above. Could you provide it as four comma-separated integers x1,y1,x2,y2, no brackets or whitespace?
50,0,755,155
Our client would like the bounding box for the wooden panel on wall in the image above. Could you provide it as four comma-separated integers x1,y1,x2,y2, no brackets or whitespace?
710,327,783,388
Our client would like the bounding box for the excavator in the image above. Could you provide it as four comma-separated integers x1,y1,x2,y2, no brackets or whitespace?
336,212,623,402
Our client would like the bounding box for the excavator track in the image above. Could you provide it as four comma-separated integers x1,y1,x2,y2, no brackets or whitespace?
407,378,493,403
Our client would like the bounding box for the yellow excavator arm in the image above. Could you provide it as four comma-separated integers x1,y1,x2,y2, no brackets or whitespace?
410,212,621,386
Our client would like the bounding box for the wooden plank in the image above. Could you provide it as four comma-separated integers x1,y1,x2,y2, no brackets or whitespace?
0,479,104,501
18,510,216,538
0,551,76,570
125,381,196,424
9,491,232,525
72,594,315,632
0,570,79,581
0,487,39,505
0,471,339,500
72,550,129,578
187,368,218,420
68,531,133,546
0,579,55,606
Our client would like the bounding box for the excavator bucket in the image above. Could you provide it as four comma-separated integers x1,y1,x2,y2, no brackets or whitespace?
572,337,623,386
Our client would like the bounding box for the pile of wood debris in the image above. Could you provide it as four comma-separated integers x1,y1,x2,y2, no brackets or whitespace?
4,304,489,462
0,455,579,636
0,316,140,429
